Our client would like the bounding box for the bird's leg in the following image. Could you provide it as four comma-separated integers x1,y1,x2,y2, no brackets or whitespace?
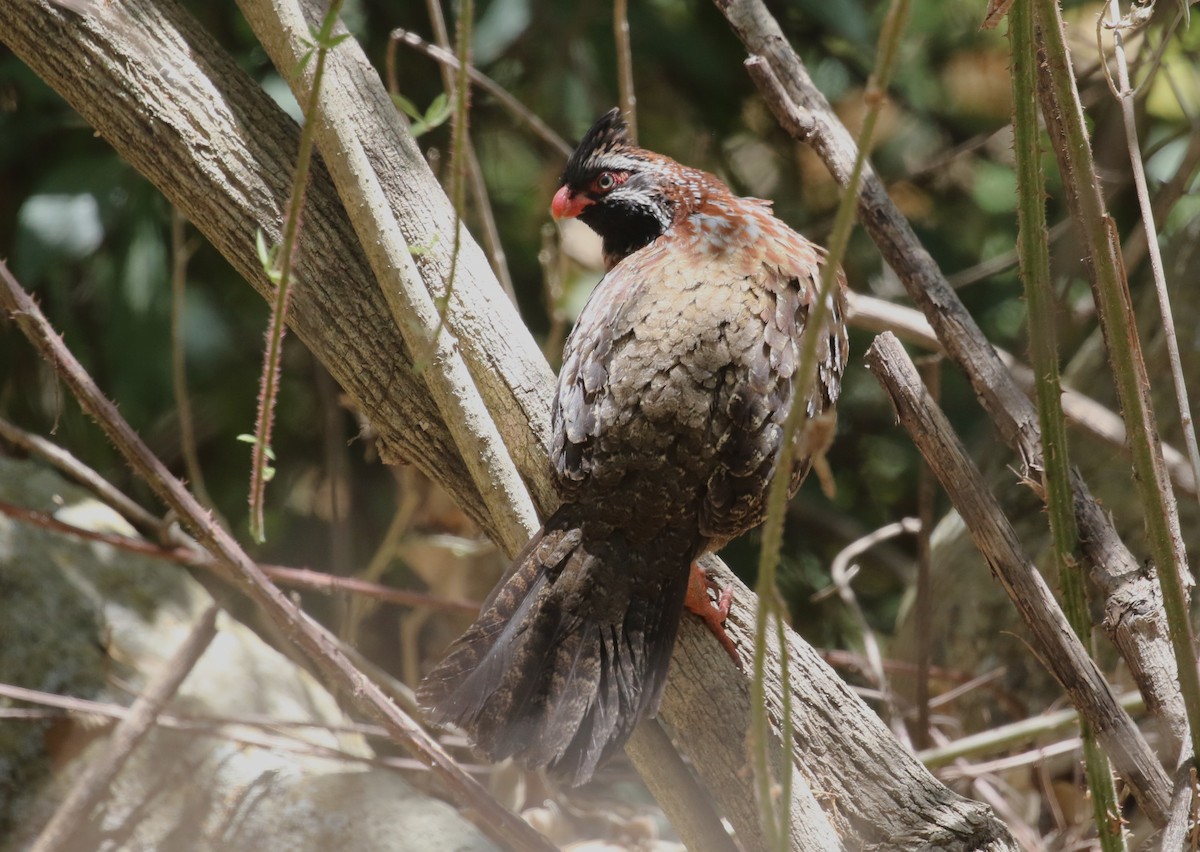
685,562,741,667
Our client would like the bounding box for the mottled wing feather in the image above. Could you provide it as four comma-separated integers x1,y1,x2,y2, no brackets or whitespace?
553,266,645,496
699,245,848,545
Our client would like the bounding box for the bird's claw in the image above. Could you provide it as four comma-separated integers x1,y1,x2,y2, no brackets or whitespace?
685,563,742,668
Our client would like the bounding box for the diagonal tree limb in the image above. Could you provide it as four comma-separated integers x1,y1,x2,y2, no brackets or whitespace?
867,331,1170,824
238,0,538,558
846,292,1197,497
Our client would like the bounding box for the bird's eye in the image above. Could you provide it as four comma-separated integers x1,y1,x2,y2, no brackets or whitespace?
596,172,616,191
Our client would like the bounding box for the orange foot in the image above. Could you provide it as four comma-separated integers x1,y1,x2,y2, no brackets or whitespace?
685,562,741,668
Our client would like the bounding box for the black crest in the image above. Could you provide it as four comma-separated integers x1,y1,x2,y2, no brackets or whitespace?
561,108,632,186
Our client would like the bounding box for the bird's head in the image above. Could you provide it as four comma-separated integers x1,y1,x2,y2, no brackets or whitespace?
552,109,689,266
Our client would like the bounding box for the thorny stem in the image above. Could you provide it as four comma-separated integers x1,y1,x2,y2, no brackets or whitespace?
1034,0,1200,776
0,496,480,614
1102,0,1200,512
248,0,345,542
1010,2,1124,848
749,0,910,845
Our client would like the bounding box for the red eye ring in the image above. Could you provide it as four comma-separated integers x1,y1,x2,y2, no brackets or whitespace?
590,171,630,194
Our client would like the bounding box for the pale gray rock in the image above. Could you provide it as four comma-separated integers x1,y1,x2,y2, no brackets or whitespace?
0,455,494,852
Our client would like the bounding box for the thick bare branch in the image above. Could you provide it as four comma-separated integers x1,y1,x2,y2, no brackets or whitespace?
238,0,538,557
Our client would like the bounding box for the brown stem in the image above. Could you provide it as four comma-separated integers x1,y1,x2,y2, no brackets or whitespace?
0,495,481,614
865,332,1170,824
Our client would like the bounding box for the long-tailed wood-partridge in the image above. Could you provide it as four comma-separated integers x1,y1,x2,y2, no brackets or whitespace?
419,109,848,785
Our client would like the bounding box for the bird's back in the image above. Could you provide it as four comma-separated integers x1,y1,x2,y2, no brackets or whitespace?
554,189,846,551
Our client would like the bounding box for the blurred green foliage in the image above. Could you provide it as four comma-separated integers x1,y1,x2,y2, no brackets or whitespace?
0,0,1196,661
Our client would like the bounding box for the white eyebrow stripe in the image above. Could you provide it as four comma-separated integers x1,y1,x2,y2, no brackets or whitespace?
589,153,650,173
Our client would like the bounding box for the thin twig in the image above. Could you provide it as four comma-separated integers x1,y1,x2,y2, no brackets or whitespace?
386,27,571,157
928,668,1012,712
920,691,1144,770
416,0,515,301
0,681,475,776
914,357,938,751
0,262,555,851
427,0,474,356
613,0,637,141
1120,120,1200,274
943,738,1083,781
343,472,424,644
828,519,919,747
538,222,569,364
0,496,479,614
865,331,1170,824
314,362,354,634
0,415,166,538
946,218,1072,289
29,605,219,852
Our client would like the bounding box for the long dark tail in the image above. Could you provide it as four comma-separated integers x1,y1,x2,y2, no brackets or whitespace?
417,508,690,786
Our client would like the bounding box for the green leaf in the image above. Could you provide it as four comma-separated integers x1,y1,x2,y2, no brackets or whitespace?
255,230,282,284
295,46,316,76
408,232,440,256
392,93,422,121
255,228,272,269
423,92,452,128
409,92,452,138
236,433,276,461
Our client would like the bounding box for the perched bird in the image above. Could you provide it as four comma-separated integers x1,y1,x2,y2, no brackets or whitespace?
419,109,847,786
